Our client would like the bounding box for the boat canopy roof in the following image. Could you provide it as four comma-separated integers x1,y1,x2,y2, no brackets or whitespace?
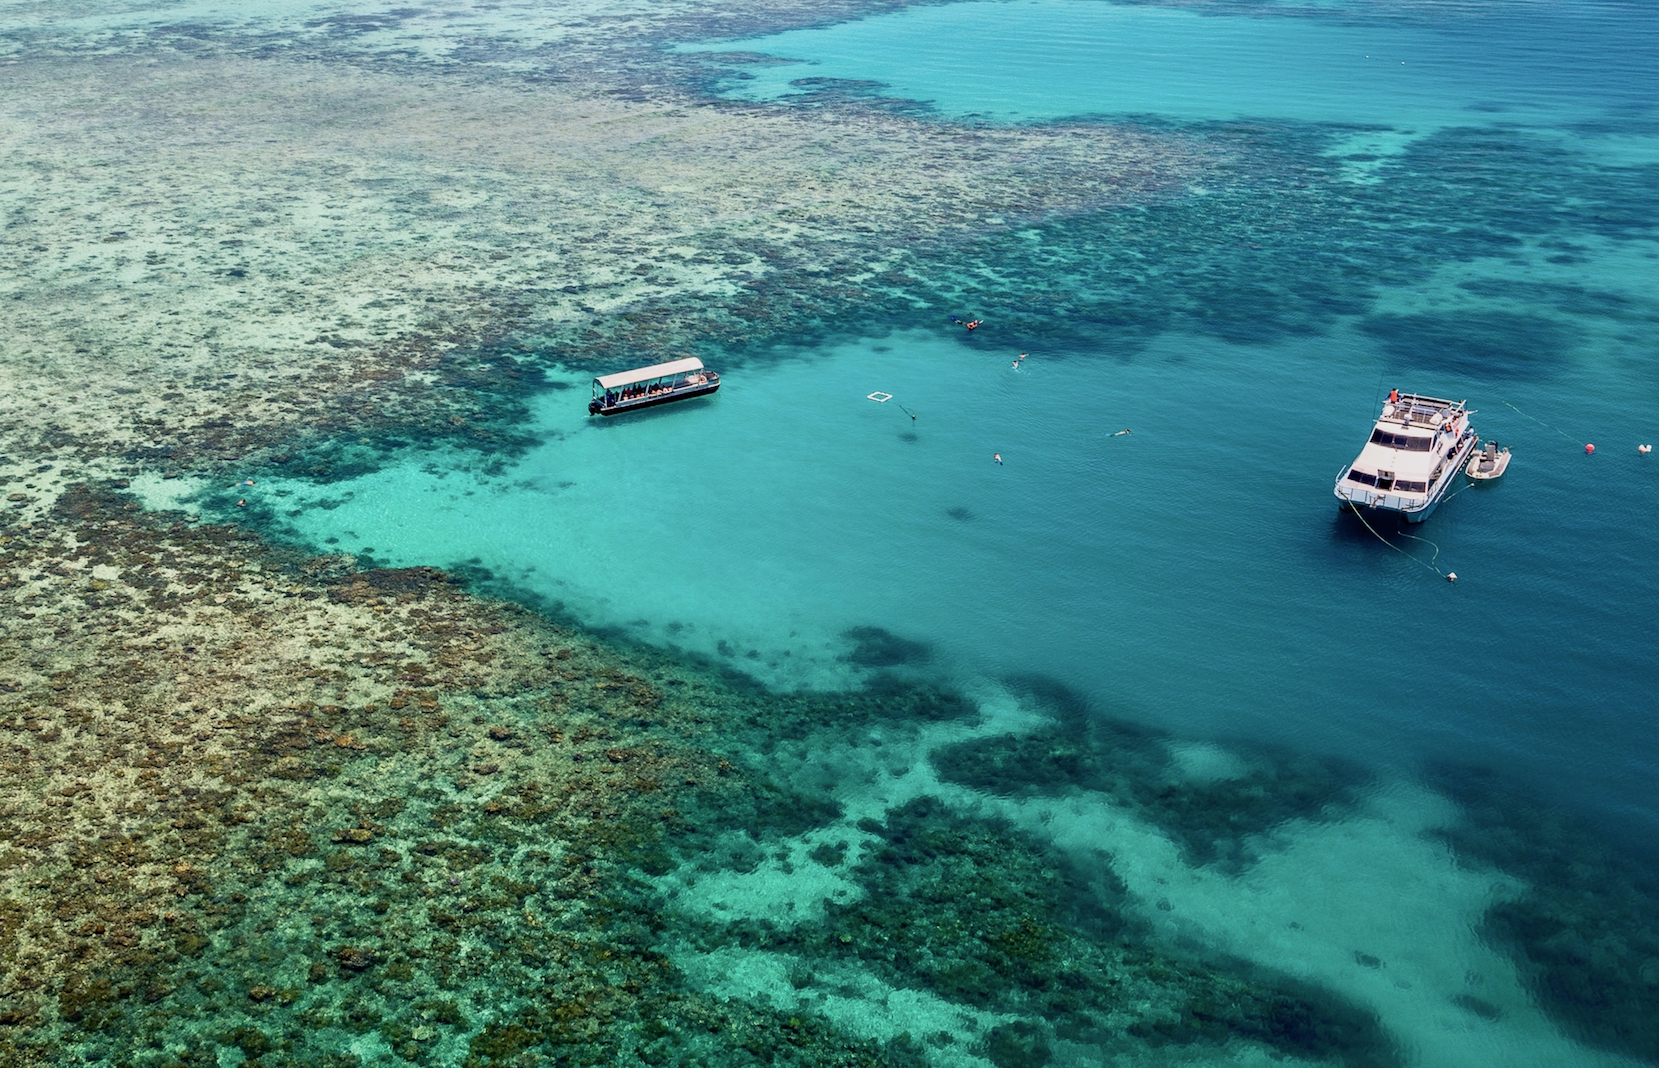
595,358,704,391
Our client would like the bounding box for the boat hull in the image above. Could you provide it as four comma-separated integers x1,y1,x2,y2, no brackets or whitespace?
1334,431,1477,523
589,380,719,416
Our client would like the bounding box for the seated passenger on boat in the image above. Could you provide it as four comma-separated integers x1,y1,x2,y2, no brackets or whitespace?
589,357,720,416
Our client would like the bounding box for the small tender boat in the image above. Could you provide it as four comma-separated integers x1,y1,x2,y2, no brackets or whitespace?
1334,392,1479,523
1465,440,1511,480
589,357,719,416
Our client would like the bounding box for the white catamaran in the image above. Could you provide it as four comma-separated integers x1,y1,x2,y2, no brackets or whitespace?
1334,392,1478,523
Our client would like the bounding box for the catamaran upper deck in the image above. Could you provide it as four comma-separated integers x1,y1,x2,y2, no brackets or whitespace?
1377,393,1467,429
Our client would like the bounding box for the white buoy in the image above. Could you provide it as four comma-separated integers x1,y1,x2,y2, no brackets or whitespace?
1446,572,1457,582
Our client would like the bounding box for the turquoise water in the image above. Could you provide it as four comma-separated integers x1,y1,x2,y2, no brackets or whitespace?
686,0,1659,127
260,325,1659,835
256,0,1659,844
197,0,1659,1061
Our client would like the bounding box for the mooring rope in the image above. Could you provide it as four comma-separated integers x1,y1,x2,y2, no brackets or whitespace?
1348,500,1450,579
1436,479,1477,509
1503,400,1584,448
1397,529,1444,571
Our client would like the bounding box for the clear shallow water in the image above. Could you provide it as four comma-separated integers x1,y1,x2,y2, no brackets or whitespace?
687,0,1659,128
258,328,1659,836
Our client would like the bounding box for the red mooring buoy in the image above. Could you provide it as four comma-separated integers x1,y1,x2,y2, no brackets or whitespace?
1585,443,1596,454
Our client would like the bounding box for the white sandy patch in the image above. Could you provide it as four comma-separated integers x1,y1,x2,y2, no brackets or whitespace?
1167,741,1250,785
662,832,865,926
676,945,1007,1068
126,471,209,512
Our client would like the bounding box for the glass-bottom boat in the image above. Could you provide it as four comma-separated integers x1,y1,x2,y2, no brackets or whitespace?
1334,392,1478,523
589,357,720,416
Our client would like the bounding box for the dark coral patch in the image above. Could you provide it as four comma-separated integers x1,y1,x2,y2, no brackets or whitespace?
724,798,1396,1068
1431,764,1659,1063
1360,311,1576,378
933,678,1366,868
841,625,932,668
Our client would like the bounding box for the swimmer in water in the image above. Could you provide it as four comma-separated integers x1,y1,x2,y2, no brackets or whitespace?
993,453,1003,465
966,319,982,331
1113,429,1131,436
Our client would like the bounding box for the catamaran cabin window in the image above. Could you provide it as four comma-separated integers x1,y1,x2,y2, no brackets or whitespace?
1394,480,1428,493
1368,429,1434,451
1346,469,1378,486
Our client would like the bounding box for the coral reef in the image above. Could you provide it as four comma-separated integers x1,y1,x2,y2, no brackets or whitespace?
0,481,942,1066
932,679,1366,869
840,627,932,669
0,24,1204,503
699,797,1397,1067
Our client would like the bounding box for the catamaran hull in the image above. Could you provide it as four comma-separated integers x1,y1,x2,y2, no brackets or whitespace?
589,380,719,416
1335,432,1477,523
1338,496,1443,524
